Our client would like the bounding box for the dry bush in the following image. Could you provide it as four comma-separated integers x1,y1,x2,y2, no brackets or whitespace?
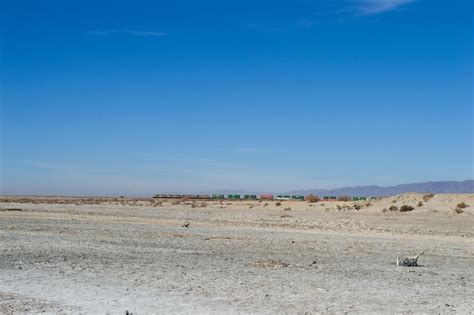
263,202,268,207
455,207,464,214
337,195,351,202
400,205,415,212
365,202,372,207
423,194,434,202
417,201,423,207
457,202,469,209
171,201,181,205
284,207,291,211
353,204,361,210
200,202,207,208
275,202,282,206
280,214,292,218
389,205,398,211
305,194,319,203
382,208,388,212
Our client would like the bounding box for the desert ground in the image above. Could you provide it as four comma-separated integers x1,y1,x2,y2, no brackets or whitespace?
0,193,473,314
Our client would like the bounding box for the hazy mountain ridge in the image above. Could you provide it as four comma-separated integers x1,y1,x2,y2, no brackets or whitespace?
283,180,474,197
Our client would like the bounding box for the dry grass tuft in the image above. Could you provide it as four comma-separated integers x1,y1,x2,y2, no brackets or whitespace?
455,207,464,214
249,259,289,268
400,205,415,212
423,194,434,202
337,195,351,202
305,194,319,203
275,202,282,206
284,207,291,211
417,201,423,207
457,202,469,209
389,205,398,211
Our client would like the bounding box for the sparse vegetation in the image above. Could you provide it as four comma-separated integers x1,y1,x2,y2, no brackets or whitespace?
171,200,181,205
305,194,320,203
353,204,361,210
423,194,434,202
284,207,291,211
417,201,423,207
275,202,282,206
455,207,464,214
400,205,415,212
457,202,469,209
389,205,398,211
337,195,351,202
365,202,372,207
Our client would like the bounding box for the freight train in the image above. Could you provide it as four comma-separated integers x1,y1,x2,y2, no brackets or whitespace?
153,194,368,201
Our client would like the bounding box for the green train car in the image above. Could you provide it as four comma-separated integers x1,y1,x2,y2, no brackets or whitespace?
244,195,257,200
291,195,305,201
227,194,241,200
211,194,225,199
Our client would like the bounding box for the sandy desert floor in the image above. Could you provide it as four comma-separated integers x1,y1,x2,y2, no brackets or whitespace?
0,194,473,314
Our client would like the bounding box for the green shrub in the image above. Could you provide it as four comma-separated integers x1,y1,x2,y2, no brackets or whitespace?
400,205,415,212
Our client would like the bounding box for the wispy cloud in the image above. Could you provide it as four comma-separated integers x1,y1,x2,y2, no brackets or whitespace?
356,0,414,15
88,30,167,37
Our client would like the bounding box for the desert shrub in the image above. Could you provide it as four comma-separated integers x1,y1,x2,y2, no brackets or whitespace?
353,204,361,210
275,202,282,206
305,194,320,203
417,201,423,207
171,201,181,205
382,208,388,212
200,202,207,207
337,195,351,202
365,202,372,207
284,207,291,211
457,202,469,209
423,194,434,202
263,202,268,206
400,205,415,212
455,207,464,214
389,205,398,211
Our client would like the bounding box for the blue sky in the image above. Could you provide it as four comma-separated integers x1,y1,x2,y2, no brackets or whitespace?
1,0,473,195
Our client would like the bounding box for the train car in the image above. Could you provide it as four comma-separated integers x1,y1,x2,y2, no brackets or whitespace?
291,195,305,201
244,195,257,200
276,195,290,201
211,194,225,199
260,194,273,200
196,194,211,199
227,194,241,200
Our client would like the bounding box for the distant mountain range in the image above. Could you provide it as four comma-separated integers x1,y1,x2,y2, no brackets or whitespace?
283,180,474,197
198,180,474,197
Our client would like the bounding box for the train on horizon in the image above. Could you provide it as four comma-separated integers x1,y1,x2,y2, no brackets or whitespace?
153,193,369,201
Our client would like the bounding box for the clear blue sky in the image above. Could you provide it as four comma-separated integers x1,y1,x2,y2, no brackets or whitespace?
1,0,473,195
